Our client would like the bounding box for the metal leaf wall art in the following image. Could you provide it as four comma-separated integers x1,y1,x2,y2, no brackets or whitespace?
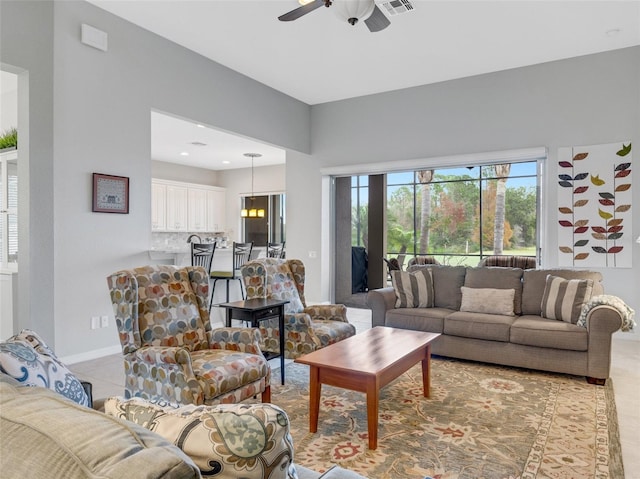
557,142,632,268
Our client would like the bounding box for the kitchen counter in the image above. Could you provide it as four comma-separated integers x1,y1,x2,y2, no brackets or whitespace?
148,246,265,266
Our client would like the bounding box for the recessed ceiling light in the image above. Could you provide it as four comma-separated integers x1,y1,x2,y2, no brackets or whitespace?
222,160,230,164
606,28,621,37
180,151,189,156
196,124,205,128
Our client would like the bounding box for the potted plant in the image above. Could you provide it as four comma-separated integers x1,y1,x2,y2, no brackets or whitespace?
0,127,17,152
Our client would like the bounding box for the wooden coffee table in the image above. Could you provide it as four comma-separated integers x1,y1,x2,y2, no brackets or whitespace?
294,326,440,449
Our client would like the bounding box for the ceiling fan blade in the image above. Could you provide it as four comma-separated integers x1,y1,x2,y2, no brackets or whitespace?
278,0,326,22
365,4,390,32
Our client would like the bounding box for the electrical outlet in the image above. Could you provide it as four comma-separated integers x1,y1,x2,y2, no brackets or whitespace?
100,315,109,328
91,316,100,330
308,251,317,258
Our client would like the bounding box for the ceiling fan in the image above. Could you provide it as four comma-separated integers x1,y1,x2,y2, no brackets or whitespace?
278,0,412,33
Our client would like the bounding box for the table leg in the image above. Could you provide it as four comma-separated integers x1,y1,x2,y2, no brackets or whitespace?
309,366,321,433
421,344,431,398
225,308,232,328
366,377,380,449
278,308,285,385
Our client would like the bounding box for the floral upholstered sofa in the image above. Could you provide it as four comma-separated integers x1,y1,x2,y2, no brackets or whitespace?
241,258,356,359
0,330,367,479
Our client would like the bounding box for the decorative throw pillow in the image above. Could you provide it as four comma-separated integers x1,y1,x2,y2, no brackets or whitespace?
104,397,298,479
0,329,90,406
460,287,516,316
541,274,594,324
391,268,434,308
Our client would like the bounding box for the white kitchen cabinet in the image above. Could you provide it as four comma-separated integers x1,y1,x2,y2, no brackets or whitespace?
206,189,225,232
152,179,225,233
188,187,208,232
165,184,188,232
151,182,166,231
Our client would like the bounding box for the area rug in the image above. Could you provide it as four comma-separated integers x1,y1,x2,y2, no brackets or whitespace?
259,358,624,479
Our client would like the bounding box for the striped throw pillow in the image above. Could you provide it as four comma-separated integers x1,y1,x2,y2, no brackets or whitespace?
391,269,434,308
541,275,594,323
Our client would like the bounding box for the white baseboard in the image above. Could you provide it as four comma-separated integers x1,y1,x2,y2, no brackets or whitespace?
61,344,122,365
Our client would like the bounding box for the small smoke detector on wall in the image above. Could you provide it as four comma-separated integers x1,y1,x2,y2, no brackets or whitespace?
377,0,414,16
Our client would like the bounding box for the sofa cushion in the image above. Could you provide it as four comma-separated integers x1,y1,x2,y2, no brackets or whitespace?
408,265,466,310
385,307,452,334
522,269,603,316
0,379,200,479
0,329,90,407
510,316,588,351
460,287,516,316
391,268,434,308
464,267,524,315
540,275,594,324
104,396,297,479
443,311,517,342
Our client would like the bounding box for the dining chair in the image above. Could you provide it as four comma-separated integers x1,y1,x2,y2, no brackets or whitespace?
266,242,286,259
209,242,253,311
191,242,216,270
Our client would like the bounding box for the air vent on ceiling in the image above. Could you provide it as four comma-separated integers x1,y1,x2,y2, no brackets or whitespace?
377,0,414,16
190,141,207,147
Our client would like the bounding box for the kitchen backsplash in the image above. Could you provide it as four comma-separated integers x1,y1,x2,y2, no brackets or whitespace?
151,232,227,249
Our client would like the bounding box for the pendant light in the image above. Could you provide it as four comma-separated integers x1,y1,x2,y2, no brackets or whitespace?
240,153,265,219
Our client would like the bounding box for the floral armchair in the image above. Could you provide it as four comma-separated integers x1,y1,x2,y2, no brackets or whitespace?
107,265,271,406
241,258,356,359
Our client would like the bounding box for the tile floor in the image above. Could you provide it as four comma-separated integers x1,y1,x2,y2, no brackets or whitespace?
70,307,639,475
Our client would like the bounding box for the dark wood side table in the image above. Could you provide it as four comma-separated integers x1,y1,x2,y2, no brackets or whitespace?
219,298,288,385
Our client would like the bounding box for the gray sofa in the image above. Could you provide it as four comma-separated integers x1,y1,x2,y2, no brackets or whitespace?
368,265,625,383
0,329,366,479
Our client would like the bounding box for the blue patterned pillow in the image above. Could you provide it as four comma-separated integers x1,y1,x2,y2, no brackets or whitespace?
0,329,90,407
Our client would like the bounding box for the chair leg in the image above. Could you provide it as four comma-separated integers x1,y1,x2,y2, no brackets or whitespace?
238,278,245,300
261,385,271,403
209,279,218,313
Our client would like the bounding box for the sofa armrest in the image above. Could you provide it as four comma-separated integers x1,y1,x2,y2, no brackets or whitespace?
367,288,396,328
131,346,203,405
304,304,348,322
585,306,624,380
104,397,297,479
208,327,263,355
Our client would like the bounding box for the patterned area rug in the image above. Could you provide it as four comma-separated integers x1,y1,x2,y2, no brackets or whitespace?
259,358,623,479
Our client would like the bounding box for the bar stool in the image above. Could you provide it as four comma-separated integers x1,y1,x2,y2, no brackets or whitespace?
209,242,253,312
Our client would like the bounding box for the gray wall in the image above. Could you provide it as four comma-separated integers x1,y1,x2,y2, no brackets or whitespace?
1,0,309,358
2,0,638,360
307,46,639,339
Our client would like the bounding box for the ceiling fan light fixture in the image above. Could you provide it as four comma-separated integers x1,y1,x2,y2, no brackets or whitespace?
333,0,375,26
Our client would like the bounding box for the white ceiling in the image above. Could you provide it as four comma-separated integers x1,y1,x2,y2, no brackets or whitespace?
88,1,640,170
151,112,286,170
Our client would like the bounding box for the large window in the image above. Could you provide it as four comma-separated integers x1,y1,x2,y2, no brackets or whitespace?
242,193,285,247
385,161,539,266
351,176,368,248
348,161,539,267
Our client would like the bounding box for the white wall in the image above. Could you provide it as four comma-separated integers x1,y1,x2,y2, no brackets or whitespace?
151,160,220,186
219,164,286,242
305,46,640,339
1,0,309,357
0,71,18,131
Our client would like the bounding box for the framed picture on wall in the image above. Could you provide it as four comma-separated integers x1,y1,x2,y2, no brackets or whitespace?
92,173,129,214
